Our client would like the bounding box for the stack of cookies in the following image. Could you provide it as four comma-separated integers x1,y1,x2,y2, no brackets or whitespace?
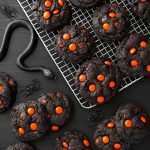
94,102,150,150
10,91,72,142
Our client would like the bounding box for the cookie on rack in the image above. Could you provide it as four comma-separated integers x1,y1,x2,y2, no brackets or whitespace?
92,3,130,42
116,33,150,77
0,72,17,112
94,117,130,150
55,130,91,150
75,57,122,105
55,25,95,64
70,0,100,9
11,101,49,142
131,0,150,21
32,0,72,32
37,91,72,131
6,143,34,150
115,102,150,144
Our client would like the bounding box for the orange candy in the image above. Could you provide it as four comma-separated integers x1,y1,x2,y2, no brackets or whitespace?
114,143,122,149
102,136,110,144
43,11,51,20
146,65,150,72
63,33,70,40
30,123,38,131
140,41,147,48
104,60,111,66
129,48,136,55
69,43,77,51
103,23,110,30
58,0,64,6
83,139,90,147
79,74,87,82
55,106,64,114
97,96,105,104
125,120,132,128
27,107,35,115
131,60,139,67
97,74,105,81
53,9,60,15
95,138,99,144
62,142,69,148
89,84,96,92
45,0,52,7
114,22,119,28
141,116,147,123
51,126,59,131
18,128,25,135
141,0,147,2
0,99,3,106
109,12,116,18
109,81,116,88
0,85,3,91
107,122,115,128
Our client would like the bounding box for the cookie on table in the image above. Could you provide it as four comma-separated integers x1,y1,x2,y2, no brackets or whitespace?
11,101,49,142
55,25,95,64
94,118,130,150
6,143,34,150
37,91,72,131
115,102,150,144
116,33,150,78
0,72,17,112
75,57,122,105
131,0,150,21
32,0,72,32
70,0,100,9
93,3,130,42
55,131,91,150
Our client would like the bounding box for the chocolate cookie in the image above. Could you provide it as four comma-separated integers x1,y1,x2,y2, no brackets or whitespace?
0,72,17,112
94,118,130,150
75,57,122,105
6,143,34,150
32,0,72,32
116,33,150,77
131,0,150,21
92,3,130,42
55,25,95,64
55,131,91,150
115,102,150,144
11,101,49,142
37,92,71,131
70,0,100,9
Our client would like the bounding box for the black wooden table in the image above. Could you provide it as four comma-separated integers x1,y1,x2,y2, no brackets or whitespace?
0,0,149,149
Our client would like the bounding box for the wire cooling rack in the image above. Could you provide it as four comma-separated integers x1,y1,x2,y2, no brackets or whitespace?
17,0,149,109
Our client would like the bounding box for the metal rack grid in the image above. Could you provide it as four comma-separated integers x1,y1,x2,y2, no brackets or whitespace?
17,0,149,109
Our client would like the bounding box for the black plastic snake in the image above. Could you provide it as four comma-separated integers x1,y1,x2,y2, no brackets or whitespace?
0,19,55,79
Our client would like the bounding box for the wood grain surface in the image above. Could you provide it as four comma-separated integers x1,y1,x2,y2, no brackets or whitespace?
0,0,149,149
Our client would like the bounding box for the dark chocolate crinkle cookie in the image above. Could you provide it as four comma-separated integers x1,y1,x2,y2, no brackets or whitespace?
0,72,17,112
55,131,91,150
93,3,130,42
94,117,130,150
115,102,150,144
37,91,71,131
32,0,72,32
70,0,100,9
11,101,49,142
131,0,150,21
55,25,95,64
75,57,122,105
116,33,150,78
6,143,34,150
